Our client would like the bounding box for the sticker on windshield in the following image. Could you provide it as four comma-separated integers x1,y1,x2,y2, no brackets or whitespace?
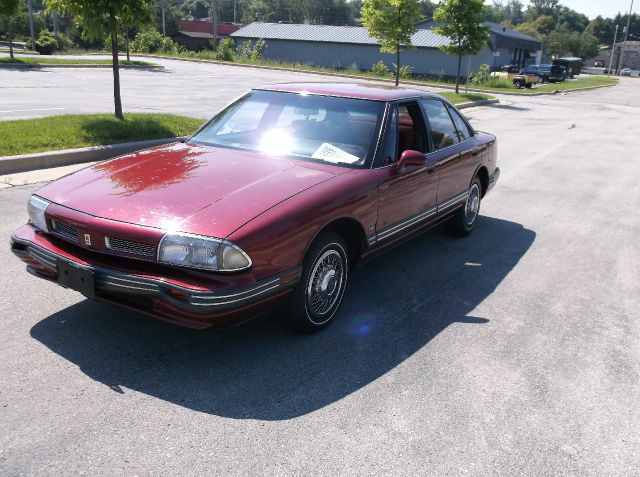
311,143,360,164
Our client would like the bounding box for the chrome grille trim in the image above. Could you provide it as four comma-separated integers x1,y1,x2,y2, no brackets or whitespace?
51,220,79,243
105,236,155,257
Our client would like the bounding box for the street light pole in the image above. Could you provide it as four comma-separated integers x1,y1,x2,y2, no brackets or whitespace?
618,0,634,75
608,24,619,76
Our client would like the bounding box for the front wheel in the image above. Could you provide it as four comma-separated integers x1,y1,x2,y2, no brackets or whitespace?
446,178,482,237
286,231,349,333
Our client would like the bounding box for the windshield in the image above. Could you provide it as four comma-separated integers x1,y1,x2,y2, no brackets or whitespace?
189,90,385,167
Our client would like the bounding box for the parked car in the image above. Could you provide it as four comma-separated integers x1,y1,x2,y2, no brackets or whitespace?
552,57,583,78
594,60,605,67
621,68,632,76
11,83,499,332
520,64,567,83
492,64,540,88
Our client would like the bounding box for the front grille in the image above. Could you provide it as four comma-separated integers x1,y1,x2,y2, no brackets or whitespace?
106,236,155,257
52,220,79,243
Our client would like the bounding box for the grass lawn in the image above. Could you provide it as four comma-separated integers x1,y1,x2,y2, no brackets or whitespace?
142,51,617,95
530,75,618,93
0,114,204,157
440,92,493,104
0,57,154,66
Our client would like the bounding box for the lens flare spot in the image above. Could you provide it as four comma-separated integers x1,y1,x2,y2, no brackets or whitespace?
259,129,293,156
347,314,377,337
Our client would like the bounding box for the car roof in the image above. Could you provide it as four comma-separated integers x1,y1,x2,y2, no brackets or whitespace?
256,82,439,101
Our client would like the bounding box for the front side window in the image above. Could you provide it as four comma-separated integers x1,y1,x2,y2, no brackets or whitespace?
420,99,460,150
190,90,385,168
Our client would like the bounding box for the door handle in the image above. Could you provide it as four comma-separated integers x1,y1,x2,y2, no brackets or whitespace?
471,147,481,157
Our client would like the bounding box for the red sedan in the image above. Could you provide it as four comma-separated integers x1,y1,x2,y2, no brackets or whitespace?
11,83,499,332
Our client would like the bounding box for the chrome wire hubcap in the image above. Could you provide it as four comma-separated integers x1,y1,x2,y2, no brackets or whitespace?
465,184,480,226
306,249,344,320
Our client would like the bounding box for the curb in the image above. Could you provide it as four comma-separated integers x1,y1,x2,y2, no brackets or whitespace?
457,98,500,109
0,137,180,175
0,63,162,70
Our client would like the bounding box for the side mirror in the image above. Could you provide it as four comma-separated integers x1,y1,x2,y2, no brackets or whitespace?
397,150,426,172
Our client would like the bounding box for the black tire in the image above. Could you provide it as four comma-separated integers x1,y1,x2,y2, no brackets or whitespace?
525,82,533,89
286,231,349,333
446,177,482,237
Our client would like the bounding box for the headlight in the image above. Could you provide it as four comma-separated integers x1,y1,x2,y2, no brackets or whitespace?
158,232,252,272
28,195,50,232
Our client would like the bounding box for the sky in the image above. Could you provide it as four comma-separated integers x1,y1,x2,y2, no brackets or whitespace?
520,0,636,19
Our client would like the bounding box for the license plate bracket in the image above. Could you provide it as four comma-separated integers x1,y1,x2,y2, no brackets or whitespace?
58,260,95,299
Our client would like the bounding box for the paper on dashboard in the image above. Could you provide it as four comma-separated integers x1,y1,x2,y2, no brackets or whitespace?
311,143,360,164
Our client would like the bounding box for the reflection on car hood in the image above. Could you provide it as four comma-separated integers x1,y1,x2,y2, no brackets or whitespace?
37,143,345,238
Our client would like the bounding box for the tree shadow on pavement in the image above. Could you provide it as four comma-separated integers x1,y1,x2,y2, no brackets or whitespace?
31,216,535,420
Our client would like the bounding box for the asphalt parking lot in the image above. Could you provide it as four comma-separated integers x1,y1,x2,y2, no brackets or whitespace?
1,63,639,475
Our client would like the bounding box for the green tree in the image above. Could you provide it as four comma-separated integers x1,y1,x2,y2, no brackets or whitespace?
433,0,489,94
361,0,422,86
46,0,155,119
0,0,20,59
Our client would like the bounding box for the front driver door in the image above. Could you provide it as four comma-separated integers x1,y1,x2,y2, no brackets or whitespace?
373,101,439,246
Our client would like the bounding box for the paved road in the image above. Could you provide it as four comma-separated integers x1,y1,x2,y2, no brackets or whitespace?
0,55,450,121
1,66,639,475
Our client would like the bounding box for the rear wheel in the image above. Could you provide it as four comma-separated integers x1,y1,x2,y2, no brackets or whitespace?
286,231,348,333
446,177,482,237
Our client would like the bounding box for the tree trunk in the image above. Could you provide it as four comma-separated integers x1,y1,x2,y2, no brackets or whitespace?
111,28,124,120
125,31,130,62
395,41,400,86
8,18,14,60
455,54,462,95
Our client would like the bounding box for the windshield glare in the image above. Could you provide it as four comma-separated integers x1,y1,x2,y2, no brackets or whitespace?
190,90,385,167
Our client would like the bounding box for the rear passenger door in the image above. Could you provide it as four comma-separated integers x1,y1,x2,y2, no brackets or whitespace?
420,98,481,211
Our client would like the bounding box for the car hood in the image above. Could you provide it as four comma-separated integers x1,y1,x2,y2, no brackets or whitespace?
37,143,345,238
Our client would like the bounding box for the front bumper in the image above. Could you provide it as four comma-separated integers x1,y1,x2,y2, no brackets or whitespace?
11,228,299,329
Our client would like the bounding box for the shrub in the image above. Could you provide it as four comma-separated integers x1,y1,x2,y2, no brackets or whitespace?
470,64,491,85
393,63,413,79
469,64,511,88
237,40,253,58
215,38,235,61
251,38,266,60
236,38,267,61
131,30,180,54
34,30,58,55
371,60,390,77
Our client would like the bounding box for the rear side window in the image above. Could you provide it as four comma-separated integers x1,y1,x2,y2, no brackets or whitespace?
420,99,460,150
447,106,473,142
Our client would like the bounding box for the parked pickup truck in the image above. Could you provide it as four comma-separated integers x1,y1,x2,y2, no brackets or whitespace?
492,65,541,89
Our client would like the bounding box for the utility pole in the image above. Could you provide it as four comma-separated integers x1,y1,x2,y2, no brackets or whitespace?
52,10,59,39
161,3,166,35
234,0,237,23
27,0,35,51
608,24,619,75
618,0,634,74
210,0,218,51
286,8,292,23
